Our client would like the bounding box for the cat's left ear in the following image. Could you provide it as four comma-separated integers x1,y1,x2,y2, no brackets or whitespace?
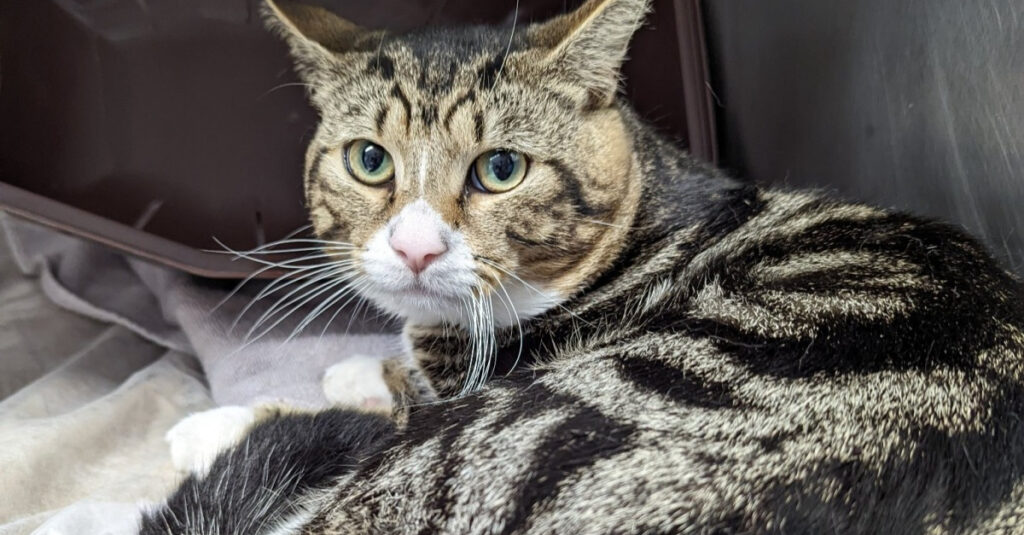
262,1,381,85
527,0,651,109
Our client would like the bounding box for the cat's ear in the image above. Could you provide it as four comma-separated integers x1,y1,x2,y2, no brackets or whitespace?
527,0,650,108
262,1,379,82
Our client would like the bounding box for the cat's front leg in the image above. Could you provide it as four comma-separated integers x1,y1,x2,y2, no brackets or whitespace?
166,403,314,476
166,405,258,475
322,355,396,413
322,353,436,424
143,407,394,534
167,352,432,476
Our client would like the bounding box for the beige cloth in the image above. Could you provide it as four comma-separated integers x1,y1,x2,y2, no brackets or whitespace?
0,221,213,533
0,213,401,533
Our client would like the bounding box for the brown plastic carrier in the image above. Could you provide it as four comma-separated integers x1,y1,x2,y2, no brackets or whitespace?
0,0,716,278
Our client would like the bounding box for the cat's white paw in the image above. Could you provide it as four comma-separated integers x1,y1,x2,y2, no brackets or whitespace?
322,355,393,414
166,405,256,476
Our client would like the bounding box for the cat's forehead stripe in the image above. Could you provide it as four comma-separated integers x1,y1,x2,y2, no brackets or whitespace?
364,55,396,81
390,85,412,134
358,36,514,99
472,112,484,144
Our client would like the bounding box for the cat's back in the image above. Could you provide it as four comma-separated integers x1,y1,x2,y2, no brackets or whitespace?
544,187,1024,533
308,188,1024,534
604,187,1024,533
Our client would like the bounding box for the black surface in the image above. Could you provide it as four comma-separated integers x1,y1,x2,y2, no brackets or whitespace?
0,0,705,277
705,0,1024,275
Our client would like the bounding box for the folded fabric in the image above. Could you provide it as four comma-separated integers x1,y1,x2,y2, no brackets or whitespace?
2,214,401,409
0,213,399,533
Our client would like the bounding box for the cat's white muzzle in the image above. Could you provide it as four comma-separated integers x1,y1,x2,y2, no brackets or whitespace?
358,200,478,325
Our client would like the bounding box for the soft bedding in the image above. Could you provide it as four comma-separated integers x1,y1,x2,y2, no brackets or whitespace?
0,213,398,534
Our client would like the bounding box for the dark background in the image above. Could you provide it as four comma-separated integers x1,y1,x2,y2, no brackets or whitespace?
704,0,1024,275
1,0,1021,276
0,0,699,274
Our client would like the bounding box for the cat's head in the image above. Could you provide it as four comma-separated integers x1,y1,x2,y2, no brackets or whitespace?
264,0,649,327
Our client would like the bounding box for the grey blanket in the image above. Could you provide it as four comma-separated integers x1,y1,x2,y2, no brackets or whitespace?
0,214,399,533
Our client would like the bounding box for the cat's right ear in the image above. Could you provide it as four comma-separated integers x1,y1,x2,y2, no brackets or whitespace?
262,1,380,84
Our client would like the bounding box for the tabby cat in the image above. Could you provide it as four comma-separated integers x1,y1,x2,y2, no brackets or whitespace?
140,0,1024,533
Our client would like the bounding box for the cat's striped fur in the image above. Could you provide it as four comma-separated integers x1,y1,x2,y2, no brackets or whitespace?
141,0,1024,533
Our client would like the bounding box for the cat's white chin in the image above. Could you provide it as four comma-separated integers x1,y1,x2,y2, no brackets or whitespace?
359,275,564,329
360,284,466,326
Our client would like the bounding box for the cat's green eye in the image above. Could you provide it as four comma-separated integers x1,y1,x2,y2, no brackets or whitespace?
469,149,528,193
344,140,395,186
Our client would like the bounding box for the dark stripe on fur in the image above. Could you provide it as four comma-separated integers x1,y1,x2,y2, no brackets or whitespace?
614,354,740,409
473,111,485,143
374,105,389,135
390,84,412,133
477,52,506,90
418,61,458,96
306,146,331,190
414,396,491,530
505,229,557,248
497,403,638,534
419,103,439,128
365,55,395,80
443,89,476,131
547,159,611,217
749,376,1024,533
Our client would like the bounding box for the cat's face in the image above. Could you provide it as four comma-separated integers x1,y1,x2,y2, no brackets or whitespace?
266,0,648,326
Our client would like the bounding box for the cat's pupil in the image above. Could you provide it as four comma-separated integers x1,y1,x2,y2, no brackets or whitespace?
361,144,385,172
489,152,515,181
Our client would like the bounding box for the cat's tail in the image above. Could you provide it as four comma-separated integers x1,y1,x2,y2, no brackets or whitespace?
139,408,393,535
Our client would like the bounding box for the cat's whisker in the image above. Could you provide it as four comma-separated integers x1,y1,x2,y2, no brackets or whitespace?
254,236,354,248
486,275,524,374
243,272,352,348
212,246,354,267
315,276,372,347
292,282,360,340
228,222,313,251
209,225,314,256
239,273,337,340
210,251,348,317
456,294,476,396
214,245,355,256
473,294,488,392
284,276,370,345
209,235,356,257
491,0,520,91
313,278,358,346
246,256,357,292
212,237,324,268
318,277,376,344
459,289,497,396
231,260,357,331
476,257,593,327
256,82,316,101
217,246,356,262
243,266,353,340
209,261,282,316
467,299,483,394
374,30,387,67
565,217,637,230
342,280,375,336
250,252,351,271
485,294,497,386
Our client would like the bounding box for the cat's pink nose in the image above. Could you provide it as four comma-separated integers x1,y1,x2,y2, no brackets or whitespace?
389,225,447,274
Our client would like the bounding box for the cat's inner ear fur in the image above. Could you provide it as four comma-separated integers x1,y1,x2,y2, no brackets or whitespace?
527,0,651,108
262,1,380,85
